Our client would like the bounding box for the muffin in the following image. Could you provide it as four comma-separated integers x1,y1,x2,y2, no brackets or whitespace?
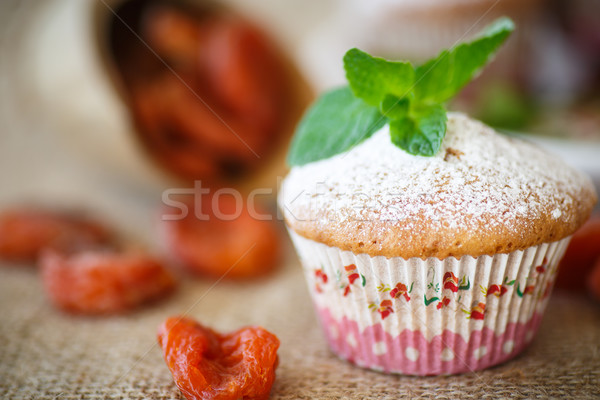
279,113,597,375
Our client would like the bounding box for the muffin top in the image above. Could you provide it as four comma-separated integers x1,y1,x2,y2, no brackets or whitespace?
280,113,597,259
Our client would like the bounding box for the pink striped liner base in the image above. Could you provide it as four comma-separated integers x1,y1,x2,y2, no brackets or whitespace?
288,230,571,375
317,306,543,375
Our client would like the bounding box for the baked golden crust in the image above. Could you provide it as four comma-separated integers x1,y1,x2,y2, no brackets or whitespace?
284,188,596,259
280,114,598,259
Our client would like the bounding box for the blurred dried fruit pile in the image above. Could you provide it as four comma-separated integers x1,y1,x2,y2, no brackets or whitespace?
0,208,176,314
110,0,292,181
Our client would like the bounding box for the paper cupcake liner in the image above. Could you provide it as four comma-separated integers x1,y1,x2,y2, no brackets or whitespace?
288,230,571,375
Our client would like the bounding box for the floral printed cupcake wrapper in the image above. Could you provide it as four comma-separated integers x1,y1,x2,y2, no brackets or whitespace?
289,230,571,375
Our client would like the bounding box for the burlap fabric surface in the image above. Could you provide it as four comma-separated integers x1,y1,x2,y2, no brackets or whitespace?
1,1,599,399
1,255,599,399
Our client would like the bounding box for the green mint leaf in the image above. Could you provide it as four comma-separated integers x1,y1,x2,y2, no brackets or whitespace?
287,86,387,166
380,94,410,120
390,104,447,156
344,48,414,106
414,17,515,103
286,18,514,164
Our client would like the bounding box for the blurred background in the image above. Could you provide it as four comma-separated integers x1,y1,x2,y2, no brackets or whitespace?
1,3,599,397
0,0,599,261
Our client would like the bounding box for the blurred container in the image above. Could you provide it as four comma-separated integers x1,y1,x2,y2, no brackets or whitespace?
25,0,313,193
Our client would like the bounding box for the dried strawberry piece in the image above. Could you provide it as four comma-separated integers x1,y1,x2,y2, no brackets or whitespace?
157,317,279,400
0,209,111,263
41,250,176,314
161,195,281,280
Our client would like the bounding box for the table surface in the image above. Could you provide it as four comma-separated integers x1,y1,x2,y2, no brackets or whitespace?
0,1,599,399
1,259,600,399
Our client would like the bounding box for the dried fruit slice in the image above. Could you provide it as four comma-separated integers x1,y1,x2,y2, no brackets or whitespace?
556,214,600,291
204,17,283,136
115,4,292,182
0,209,111,263
587,257,600,302
158,316,279,400
41,250,176,314
161,195,281,280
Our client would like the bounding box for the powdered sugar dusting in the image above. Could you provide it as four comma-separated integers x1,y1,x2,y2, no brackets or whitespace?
281,113,589,236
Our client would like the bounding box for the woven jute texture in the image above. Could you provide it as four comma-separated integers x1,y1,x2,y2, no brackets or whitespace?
1,253,599,400
0,1,599,399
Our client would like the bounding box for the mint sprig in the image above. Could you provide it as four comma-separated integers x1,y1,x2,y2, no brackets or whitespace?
343,48,414,106
390,104,447,156
287,87,386,166
414,17,515,102
287,17,515,166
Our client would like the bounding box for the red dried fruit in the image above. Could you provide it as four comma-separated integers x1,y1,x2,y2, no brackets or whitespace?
556,214,600,291
0,209,111,263
41,250,176,314
132,74,258,163
204,17,283,136
587,257,600,302
157,316,279,400
161,195,281,280
121,6,289,182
